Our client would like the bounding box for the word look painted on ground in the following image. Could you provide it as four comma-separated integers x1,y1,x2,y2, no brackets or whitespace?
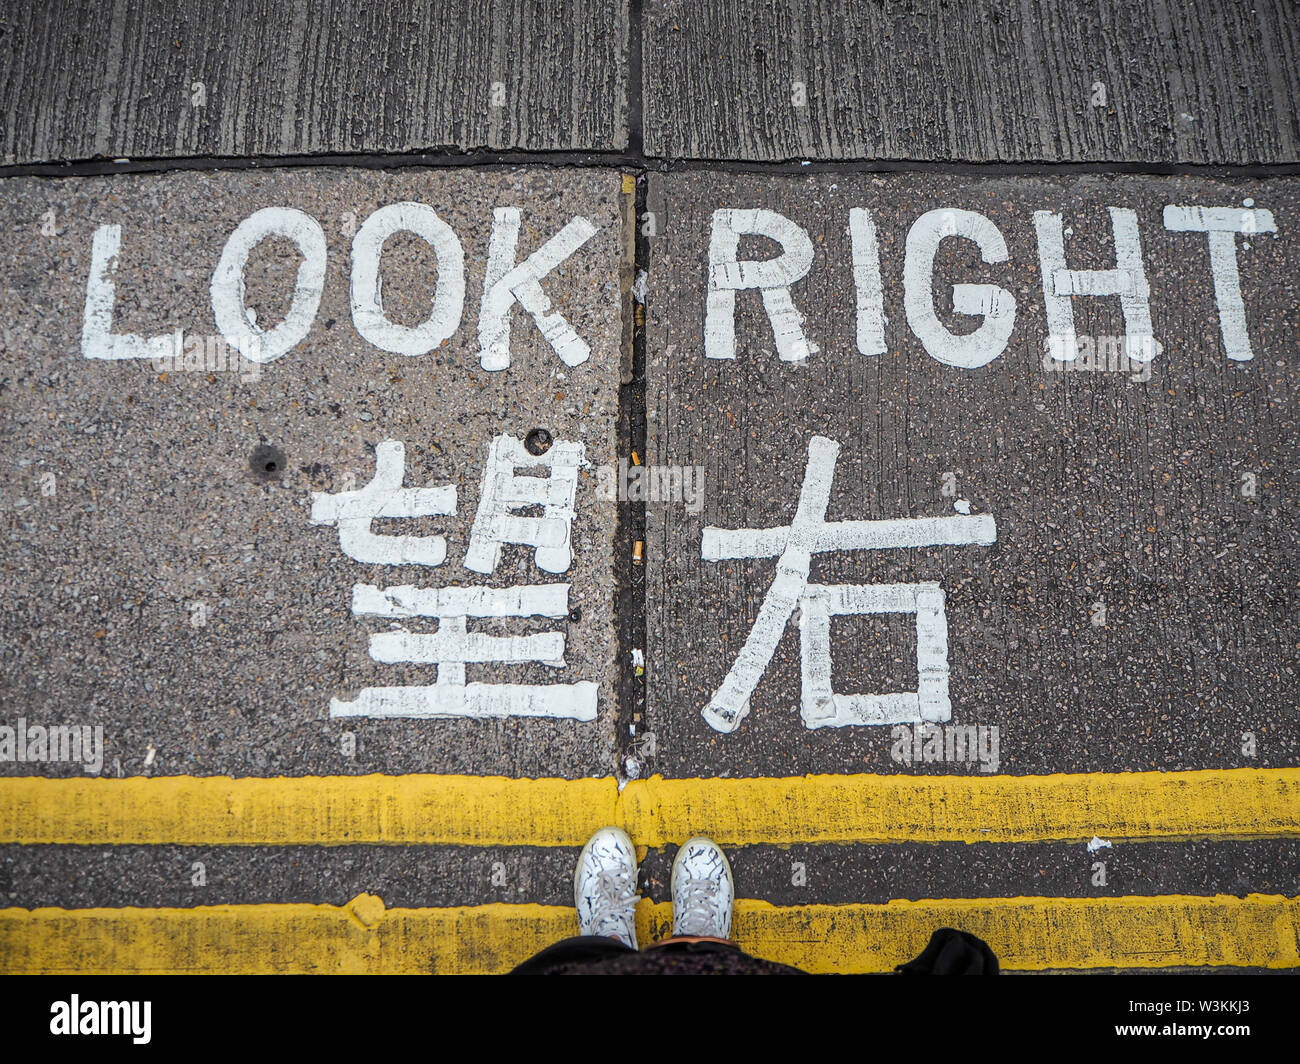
81,204,602,369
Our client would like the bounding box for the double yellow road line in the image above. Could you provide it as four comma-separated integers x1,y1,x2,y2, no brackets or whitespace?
3,768,1298,972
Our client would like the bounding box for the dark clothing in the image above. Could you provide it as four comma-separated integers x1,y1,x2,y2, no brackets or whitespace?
895,928,1000,975
511,936,805,975
512,927,996,975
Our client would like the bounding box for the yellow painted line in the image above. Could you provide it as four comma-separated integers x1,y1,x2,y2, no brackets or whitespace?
2,894,1296,973
1,769,1297,847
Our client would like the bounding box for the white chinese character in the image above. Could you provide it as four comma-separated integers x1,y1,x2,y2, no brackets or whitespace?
700,435,996,734
309,436,595,723
330,583,595,721
465,434,584,575
309,440,455,566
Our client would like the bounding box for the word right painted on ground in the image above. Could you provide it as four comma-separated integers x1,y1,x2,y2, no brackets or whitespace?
703,202,1276,368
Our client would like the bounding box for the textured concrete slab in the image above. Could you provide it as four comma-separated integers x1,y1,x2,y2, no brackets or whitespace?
0,0,628,164
0,165,629,777
644,169,1299,779
643,0,1300,163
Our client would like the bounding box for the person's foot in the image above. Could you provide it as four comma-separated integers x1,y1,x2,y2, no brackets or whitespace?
574,826,640,948
671,836,735,939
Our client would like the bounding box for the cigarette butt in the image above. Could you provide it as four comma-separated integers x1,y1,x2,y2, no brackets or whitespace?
631,451,641,466
633,540,643,563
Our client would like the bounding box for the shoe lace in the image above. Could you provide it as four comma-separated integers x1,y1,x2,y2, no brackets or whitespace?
588,868,637,934
676,876,725,933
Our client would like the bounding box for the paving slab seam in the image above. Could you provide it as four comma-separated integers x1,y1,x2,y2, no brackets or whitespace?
6,155,1300,183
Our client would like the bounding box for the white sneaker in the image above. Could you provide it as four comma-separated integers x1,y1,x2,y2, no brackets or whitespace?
671,837,734,939
573,826,640,948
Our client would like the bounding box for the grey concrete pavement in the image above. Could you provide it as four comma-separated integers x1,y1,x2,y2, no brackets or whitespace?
644,169,1298,779
0,165,629,778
